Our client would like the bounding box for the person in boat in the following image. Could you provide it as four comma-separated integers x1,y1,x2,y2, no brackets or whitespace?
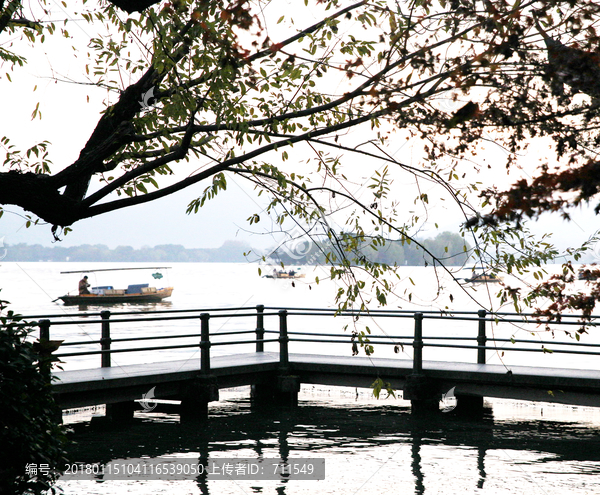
78,275,90,294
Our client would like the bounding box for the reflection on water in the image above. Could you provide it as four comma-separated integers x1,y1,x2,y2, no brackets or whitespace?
57,387,600,495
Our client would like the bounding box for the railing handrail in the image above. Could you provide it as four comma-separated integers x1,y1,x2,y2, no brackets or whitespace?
23,305,600,322
28,305,600,372
22,306,260,320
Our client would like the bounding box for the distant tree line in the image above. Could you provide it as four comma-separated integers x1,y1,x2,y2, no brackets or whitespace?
4,232,471,266
269,231,472,267
3,240,252,263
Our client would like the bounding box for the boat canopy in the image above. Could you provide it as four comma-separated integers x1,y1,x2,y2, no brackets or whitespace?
60,267,171,274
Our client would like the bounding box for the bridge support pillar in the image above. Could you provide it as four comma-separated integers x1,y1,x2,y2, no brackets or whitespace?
106,401,135,422
410,397,439,414
180,377,219,423
404,375,440,414
251,375,300,408
454,395,485,418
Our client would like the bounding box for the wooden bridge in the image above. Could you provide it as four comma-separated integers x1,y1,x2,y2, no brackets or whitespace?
31,306,600,421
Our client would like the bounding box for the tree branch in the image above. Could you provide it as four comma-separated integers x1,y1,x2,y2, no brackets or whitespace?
0,0,20,35
51,15,198,199
79,78,443,218
227,164,485,308
162,1,370,98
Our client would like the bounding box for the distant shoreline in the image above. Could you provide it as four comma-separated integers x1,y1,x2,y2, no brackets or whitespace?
2,233,581,265
1,240,254,263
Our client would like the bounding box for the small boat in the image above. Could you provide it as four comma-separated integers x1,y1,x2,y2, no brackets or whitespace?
578,267,600,281
56,267,174,305
264,268,306,279
462,271,502,284
58,286,174,305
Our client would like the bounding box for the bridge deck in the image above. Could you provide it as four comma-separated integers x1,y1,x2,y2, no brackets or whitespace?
52,352,600,409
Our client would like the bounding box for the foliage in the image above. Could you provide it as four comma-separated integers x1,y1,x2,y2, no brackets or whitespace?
2,1,600,321
0,299,69,495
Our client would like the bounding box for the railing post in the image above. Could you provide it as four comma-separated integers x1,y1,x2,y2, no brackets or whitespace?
278,310,289,370
37,320,62,417
200,313,211,374
256,304,265,352
181,313,218,422
477,309,487,364
405,312,438,412
412,312,423,375
39,319,50,341
100,310,111,368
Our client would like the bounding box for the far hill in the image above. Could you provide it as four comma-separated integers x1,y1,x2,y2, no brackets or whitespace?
2,241,253,263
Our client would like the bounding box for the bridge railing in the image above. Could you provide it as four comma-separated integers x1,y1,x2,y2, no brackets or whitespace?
30,305,600,374
37,306,276,371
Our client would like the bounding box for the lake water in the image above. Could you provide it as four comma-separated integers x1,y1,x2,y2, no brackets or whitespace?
2,261,600,494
